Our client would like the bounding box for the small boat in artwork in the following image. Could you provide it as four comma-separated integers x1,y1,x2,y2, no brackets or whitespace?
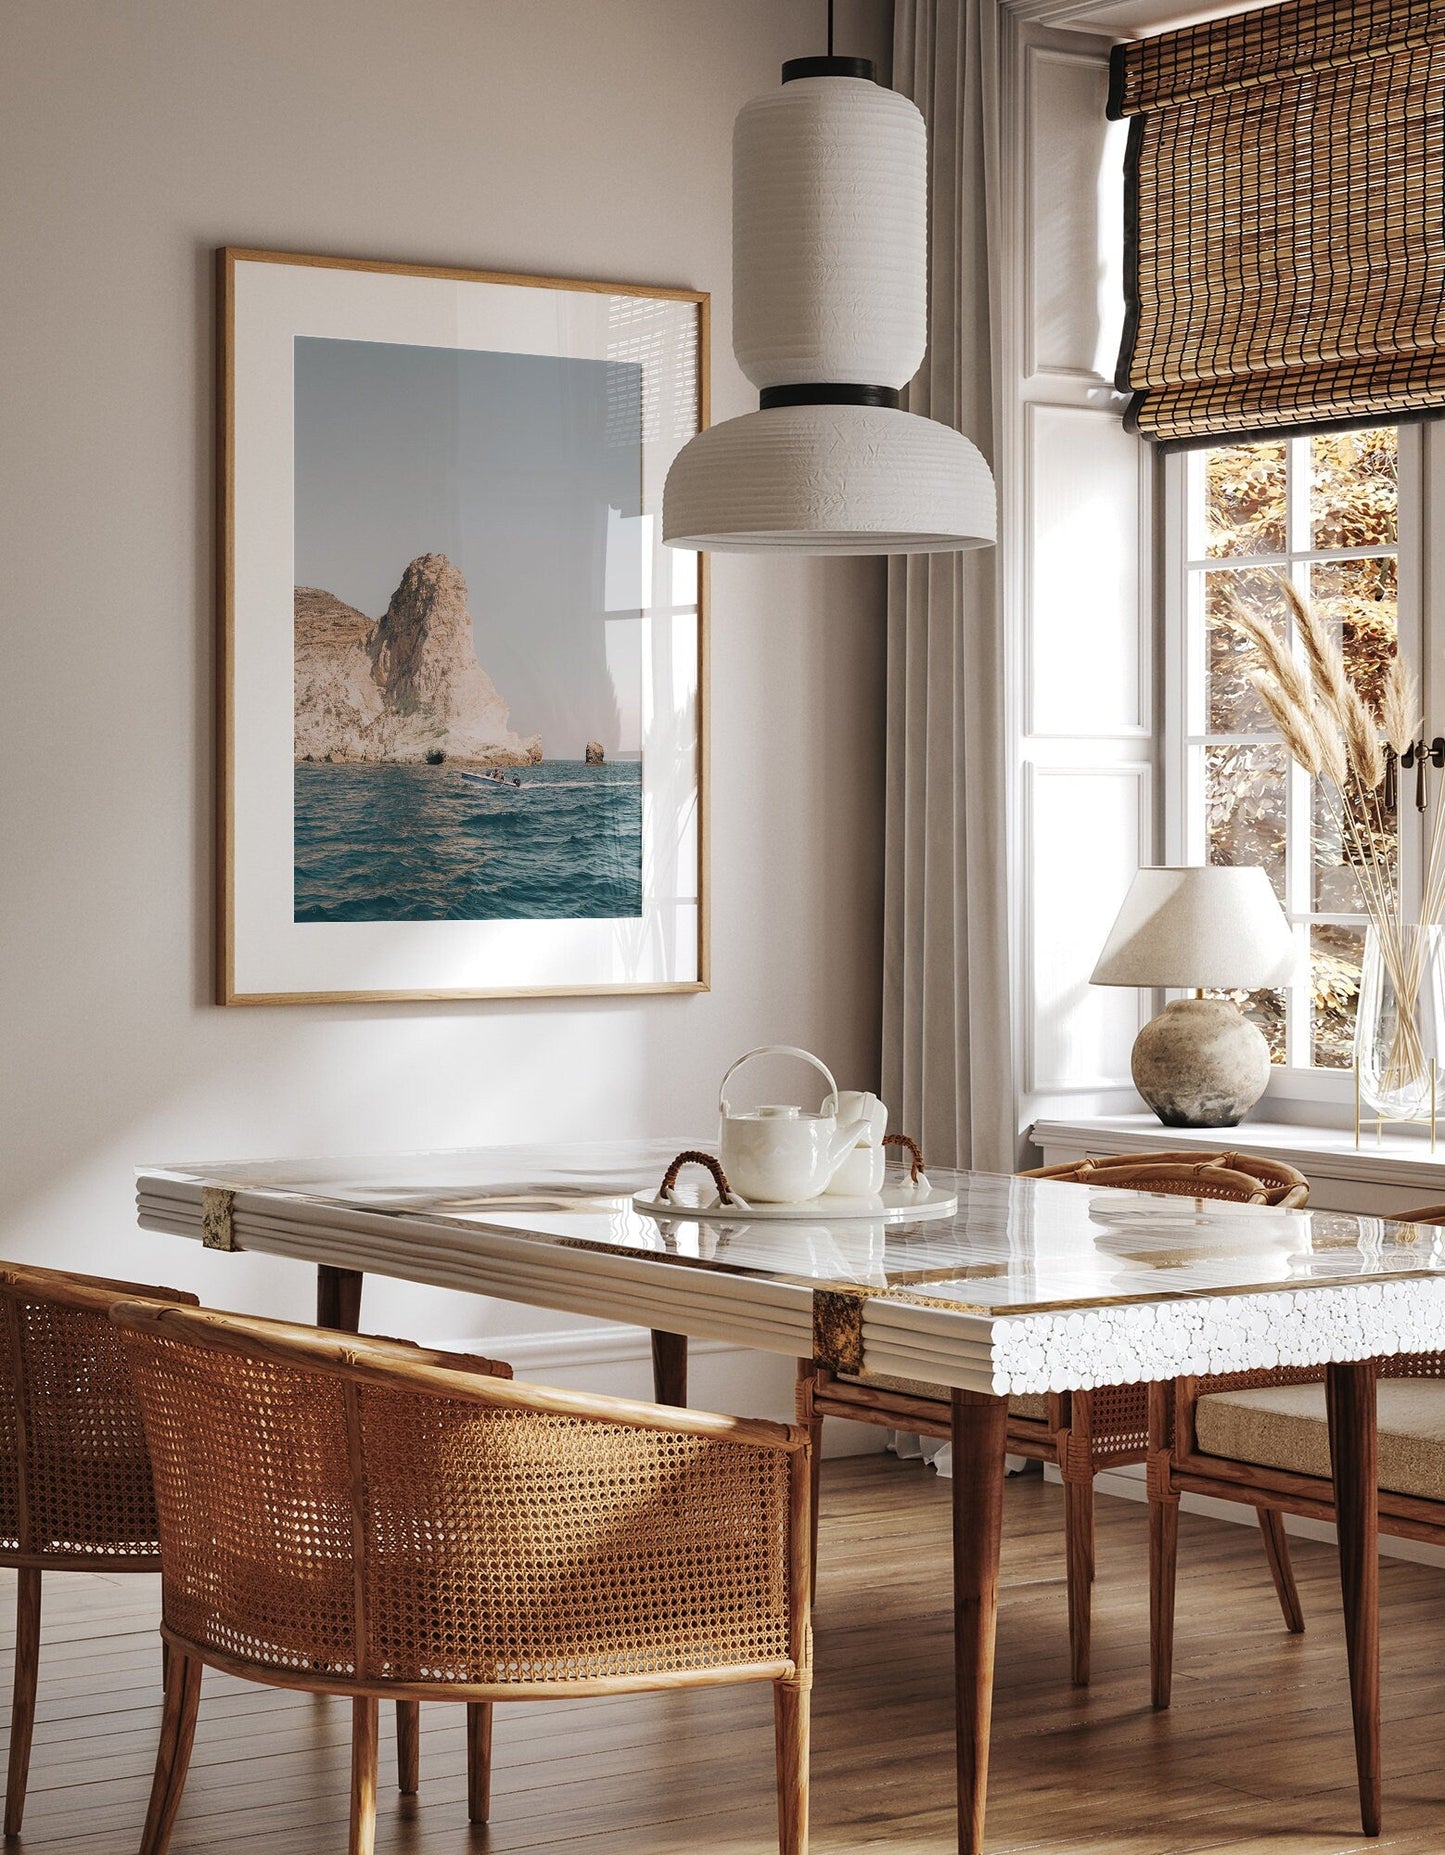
460,768,525,791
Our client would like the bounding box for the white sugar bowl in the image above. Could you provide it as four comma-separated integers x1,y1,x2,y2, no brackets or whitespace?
821,1090,889,1197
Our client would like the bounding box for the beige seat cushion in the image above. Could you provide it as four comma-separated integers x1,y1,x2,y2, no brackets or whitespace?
1195,1379,1445,1502
837,1372,1048,1420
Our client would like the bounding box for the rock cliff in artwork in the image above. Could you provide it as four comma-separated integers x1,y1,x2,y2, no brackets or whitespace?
294,554,541,765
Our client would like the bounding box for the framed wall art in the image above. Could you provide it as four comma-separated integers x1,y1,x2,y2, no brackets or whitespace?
218,247,708,1004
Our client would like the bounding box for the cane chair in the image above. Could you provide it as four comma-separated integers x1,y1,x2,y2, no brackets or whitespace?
1147,1202,1445,1726
0,1262,202,1837
798,1148,1311,1686
114,1300,814,1855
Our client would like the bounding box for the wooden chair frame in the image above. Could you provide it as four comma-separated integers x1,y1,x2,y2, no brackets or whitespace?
1147,1208,1445,1839
0,1263,199,1837
114,1301,814,1855
798,1149,1311,1685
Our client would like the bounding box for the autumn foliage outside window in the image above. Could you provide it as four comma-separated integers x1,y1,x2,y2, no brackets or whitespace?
1185,426,1402,1070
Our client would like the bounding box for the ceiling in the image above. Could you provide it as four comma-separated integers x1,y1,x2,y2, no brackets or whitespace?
1008,0,1276,39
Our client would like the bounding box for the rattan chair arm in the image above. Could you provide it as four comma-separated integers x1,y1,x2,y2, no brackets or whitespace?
111,1301,810,1453
0,1266,199,1315
354,1331,514,1381
1020,1149,1310,1207
1022,1159,1270,1203
415,1374,812,1453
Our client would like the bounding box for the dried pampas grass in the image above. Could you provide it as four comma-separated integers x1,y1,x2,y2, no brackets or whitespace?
1227,580,1385,795
1343,684,1386,790
1245,670,1321,774
1281,578,1350,716
1223,598,1314,717
1381,654,1421,757
1312,702,1348,786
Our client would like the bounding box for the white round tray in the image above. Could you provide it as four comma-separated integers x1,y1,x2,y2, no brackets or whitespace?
632,1180,958,1224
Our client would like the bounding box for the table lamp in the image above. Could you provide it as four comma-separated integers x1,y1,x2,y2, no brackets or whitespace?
1091,865,1297,1128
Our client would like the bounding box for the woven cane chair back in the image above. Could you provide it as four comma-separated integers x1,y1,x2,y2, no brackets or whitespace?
1021,1150,1310,1209
115,1303,806,1697
0,1265,197,1566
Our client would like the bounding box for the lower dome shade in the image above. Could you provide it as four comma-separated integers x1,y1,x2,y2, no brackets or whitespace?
661,402,997,555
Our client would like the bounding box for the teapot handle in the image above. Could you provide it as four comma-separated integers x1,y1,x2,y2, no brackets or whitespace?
719,1045,841,1118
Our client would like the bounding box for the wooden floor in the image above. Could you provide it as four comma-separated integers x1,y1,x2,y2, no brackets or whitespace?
4,1455,1445,1853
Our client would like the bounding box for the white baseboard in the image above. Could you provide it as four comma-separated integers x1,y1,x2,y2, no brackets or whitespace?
1060,1461,1445,1570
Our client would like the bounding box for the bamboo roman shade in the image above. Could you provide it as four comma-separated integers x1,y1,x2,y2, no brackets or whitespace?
1108,0,1445,445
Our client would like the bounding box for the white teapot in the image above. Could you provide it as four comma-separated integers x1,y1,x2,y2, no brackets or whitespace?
718,1047,877,1204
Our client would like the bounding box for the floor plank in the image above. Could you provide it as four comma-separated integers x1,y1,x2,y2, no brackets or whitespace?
2,1456,1442,1852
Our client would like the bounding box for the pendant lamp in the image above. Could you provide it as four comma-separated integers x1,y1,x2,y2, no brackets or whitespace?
663,42,996,556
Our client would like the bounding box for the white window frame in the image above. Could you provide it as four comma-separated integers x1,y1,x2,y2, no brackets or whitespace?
1161,425,1425,1109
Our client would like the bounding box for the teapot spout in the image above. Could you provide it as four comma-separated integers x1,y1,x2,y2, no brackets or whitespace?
822,1109,875,1180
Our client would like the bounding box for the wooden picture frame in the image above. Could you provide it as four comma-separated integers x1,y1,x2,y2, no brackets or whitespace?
218,247,709,1005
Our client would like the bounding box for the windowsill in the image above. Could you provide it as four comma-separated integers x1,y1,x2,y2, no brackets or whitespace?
1027,1111,1445,1212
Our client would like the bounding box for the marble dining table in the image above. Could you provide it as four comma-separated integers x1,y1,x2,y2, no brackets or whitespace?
135,1139,1445,1851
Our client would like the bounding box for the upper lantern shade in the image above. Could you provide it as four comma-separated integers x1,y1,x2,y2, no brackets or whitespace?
732,76,927,392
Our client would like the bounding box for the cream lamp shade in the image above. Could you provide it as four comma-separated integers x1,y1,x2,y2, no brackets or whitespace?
662,60,997,555
1092,866,1297,992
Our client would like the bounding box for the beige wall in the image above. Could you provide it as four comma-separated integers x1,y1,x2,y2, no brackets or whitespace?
0,0,888,1419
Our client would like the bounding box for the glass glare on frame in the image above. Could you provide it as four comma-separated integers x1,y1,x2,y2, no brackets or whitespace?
1205,741,1287,904
1308,553,1399,716
1311,922,1365,1071
1203,441,1287,558
1308,428,1398,552
1229,986,1287,1066
1203,567,1290,733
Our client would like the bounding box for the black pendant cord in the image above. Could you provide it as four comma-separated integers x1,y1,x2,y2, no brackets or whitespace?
781,6,875,102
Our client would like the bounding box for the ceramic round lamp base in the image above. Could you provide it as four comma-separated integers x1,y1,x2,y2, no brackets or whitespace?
1131,997,1271,1129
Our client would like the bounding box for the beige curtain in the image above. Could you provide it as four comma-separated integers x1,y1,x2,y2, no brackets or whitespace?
886,0,1016,1174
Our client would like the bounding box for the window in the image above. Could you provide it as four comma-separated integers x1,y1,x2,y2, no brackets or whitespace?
1166,426,1421,1085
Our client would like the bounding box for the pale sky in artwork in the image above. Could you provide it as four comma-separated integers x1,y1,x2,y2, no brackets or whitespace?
294,336,644,756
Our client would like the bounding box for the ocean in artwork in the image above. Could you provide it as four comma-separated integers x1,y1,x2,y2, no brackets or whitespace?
294,760,643,922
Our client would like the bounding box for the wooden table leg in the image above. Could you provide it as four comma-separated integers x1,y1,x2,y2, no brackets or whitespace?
650,1329,688,1407
317,1265,363,1334
952,1388,1008,1855
316,1263,423,1791
1326,1358,1380,1839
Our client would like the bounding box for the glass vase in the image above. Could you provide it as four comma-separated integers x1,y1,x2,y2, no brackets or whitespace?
1355,923,1445,1123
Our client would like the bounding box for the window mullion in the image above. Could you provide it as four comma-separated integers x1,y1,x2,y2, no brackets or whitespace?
1285,439,1309,1068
